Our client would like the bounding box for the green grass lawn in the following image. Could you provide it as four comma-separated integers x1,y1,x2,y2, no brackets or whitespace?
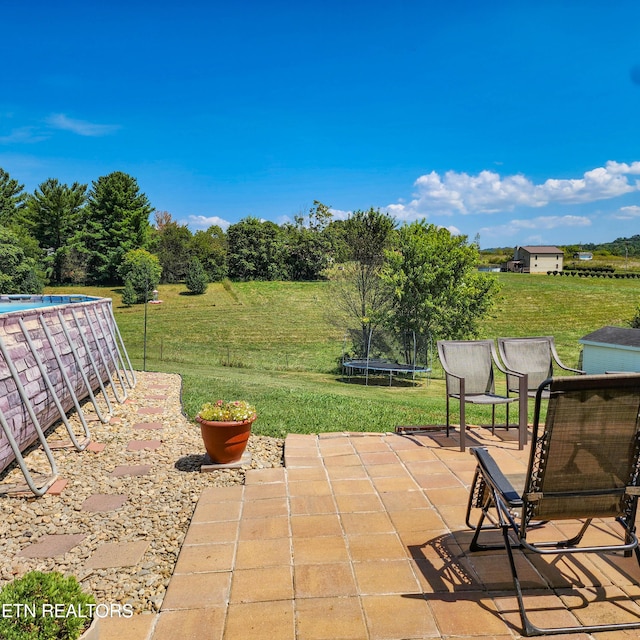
50,273,639,437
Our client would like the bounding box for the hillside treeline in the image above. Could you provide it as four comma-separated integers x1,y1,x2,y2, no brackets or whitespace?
0,167,501,355
0,167,358,292
577,235,640,257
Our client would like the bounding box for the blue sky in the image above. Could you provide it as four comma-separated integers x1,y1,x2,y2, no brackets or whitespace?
2,0,640,249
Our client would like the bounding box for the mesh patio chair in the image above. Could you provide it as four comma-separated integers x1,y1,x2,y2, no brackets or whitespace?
497,336,584,406
465,373,640,636
437,340,528,451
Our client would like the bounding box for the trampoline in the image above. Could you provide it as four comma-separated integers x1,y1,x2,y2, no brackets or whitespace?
342,358,431,386
341,328,432,386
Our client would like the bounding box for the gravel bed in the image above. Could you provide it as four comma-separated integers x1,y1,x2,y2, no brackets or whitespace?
0,371,284,613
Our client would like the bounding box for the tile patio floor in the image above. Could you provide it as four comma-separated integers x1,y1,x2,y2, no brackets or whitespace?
99,425,640,640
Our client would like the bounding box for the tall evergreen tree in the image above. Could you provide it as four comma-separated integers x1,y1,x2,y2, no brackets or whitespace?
24,179,87,284
0,168,26,226
81,172,153,283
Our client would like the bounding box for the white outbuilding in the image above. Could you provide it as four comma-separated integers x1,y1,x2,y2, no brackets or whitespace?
579,326,640,374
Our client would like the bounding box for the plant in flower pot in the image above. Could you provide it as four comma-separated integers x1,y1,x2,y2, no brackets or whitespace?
0,570,98,640
195,400,257,464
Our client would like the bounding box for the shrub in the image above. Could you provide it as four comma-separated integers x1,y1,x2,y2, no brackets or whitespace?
0,570,95,640
117,249,162,302
121,278,137,306
185,257,208,295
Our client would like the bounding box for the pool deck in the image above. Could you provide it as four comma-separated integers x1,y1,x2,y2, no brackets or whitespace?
97,407,640,639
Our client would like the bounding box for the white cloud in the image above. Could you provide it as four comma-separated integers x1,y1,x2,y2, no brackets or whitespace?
387,162,640,220
329,208,351,221
479,215,591,241
0,126,48,144
511,215,592,230
187,214,231,230
46,113,120,137
612,205,640,219
603,160,640,175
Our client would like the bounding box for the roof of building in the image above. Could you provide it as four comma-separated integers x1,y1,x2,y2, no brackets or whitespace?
579,326,640,349
517,245,564,254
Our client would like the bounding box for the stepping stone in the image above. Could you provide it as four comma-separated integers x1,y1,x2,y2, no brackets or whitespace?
144,395,168,400
127,440,162,451
19,534,85,558
137,407,164,415
109,465,152,477
85,541,149,569
47,478,68,495
87,442,106,453
133,422,163,430
82,494,128,512
148,384,170,390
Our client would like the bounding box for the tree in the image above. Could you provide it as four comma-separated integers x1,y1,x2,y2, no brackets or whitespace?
151,212,193,283
23,179,87,284
0,168,26,226
346,208,396,266
185,256,208,294
190,225,227,281
324,219,350,264
227,217,288,281
121,278,137,306
381,221,500,363
117,249,162,303
285,201,333,280
0,228,44,293
329,208,396,356
81,172,153,283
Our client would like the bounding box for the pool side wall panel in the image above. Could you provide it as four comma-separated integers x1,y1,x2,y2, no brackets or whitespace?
0,298,117,473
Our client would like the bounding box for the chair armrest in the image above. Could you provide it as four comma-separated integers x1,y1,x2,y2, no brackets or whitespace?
470,447,523,508
498,364,527,379
558,362,587,375
491,348,527,379
557,363,585,374
550,343,585,374
439,363,464,382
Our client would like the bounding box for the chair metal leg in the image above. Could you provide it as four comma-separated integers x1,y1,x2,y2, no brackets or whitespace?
459,398,466,452
445,396,450,437
495,514,640,636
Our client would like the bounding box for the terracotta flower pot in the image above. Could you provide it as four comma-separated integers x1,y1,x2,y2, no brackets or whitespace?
196,414,256,464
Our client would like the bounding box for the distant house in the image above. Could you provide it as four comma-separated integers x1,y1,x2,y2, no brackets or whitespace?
579,326,640,374
507,246,564,273
573,251,593,260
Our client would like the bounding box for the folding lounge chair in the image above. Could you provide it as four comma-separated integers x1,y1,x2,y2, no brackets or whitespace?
466,373,640,636
437,340,527,451
497,336,584,405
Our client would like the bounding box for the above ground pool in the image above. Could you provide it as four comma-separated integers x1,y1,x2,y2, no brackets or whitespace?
0,294,95,314
0,293,135,495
